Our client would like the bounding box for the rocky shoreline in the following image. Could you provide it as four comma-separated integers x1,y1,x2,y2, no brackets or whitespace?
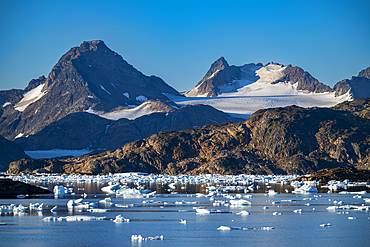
295,166,370,183
0,178,51,199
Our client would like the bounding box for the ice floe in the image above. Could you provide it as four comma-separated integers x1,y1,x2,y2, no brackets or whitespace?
113,214,130,223
43,215,106,222
54,185,73,195
292,184,318,194
131,235,163,241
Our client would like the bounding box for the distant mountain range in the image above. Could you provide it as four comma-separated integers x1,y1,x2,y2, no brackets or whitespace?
1,40,369,171
185,56,369,98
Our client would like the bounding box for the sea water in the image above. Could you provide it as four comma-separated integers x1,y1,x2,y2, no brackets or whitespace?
1,181,370,247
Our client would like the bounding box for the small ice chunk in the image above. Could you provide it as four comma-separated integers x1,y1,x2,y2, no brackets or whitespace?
261,227,275,230
217,226,232,231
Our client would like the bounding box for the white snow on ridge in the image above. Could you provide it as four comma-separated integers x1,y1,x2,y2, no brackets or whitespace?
255,63,286,84
175,63,352,119
85,101,165,120
25,149,92,159
206,69,220,80
15,133,24,139
14,84,47,112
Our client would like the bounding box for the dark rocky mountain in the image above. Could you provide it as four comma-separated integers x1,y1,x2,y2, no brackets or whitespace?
334,66,370,99
272,65,333,93
185,57,334,97
8,97,370,175
0,40,180,140
14,102,241,151
185,57,243,97
0,135,29,171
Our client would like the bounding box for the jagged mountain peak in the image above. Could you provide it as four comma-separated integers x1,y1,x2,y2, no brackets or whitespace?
333,66,370,99
0,40,180,140
78,40,111,53
358,66,370,79
210,57,229,70
185,57,241,97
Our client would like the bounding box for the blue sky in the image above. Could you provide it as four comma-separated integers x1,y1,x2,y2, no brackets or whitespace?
0,0,369,92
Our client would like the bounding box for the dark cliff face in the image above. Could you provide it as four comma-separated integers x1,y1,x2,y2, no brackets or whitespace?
272,65,333,93
295,166,370,183
8,98,370,175
0,135,29,171
186,57,242,97
334,66,370,99
0,40,180,140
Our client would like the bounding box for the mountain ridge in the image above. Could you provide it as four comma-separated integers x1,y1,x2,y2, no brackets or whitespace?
7,97,370,175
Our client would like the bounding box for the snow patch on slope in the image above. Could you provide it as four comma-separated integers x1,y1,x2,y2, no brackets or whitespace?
185,84,210,97
2,102,11,107
255,64,286,84
206,69,220,80
14,84,47,112
100,85,111,95
85,101,165,120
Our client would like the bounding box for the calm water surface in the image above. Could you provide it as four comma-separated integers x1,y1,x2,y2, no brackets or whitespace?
1,182,370,247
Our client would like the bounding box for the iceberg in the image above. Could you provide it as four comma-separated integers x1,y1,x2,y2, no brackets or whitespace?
67,199,96,209
236,210,250,215
261,227,275,230
217,226,233,231
113,214,130,223
229,199,251,206
292,184,318,194
116,188,152,195
43,215,106,222
54,185,73,195
101,184,121,194
196,208,210,214
131,235,163,241
267,189,279,196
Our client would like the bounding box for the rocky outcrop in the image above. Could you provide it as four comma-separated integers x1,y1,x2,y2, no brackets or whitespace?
0,135,29,171
0,40,180,140
295,166,370,183
8,98,370,175
334,66,370,99
272,65,333,93
0,179,51,198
